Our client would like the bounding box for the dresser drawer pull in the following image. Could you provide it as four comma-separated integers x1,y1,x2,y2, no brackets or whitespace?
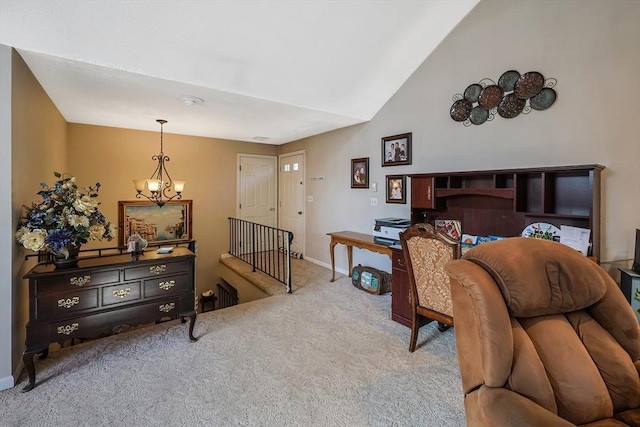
112,288,131,298
70,275,91,287
57,297,80,309
159,280,175,291
57,323,79,335
150,265,167,275
159,302,176,313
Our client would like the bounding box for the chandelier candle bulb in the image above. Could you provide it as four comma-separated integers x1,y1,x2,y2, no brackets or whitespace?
146,179,161,192
173,181,185,193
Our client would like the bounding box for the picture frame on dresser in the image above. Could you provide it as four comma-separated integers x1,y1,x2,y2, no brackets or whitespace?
381,132,412,167
118,200,192,247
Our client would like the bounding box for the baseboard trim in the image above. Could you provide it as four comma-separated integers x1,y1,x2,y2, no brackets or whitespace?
303,256,348,277
0,374,15,391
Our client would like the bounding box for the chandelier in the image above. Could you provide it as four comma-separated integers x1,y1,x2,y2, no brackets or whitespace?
133,119,185,207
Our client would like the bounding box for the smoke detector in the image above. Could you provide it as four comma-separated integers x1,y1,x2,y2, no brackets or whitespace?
180,96,204,106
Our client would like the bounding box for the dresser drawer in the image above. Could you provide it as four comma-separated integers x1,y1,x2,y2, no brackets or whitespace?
124,260,189,280
49,296,181,341
36,288,99,319
34,269,121,294
102,282,142,306
143,274,189,298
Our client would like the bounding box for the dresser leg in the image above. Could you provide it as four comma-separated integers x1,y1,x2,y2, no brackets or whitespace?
21,345,49,392
181,311,198,342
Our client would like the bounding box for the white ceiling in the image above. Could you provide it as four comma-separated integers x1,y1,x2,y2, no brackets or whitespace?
0,0,478,144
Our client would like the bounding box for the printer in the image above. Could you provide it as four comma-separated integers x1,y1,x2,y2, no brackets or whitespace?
373,217,411,245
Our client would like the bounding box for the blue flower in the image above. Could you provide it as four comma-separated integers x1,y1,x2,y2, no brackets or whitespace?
45,229,75,253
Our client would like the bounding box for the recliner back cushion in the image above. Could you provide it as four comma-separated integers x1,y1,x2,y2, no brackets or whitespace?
464,237,606,317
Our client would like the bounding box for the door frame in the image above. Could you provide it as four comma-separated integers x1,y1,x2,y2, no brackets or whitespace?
278,150,306,256
236,153,278,222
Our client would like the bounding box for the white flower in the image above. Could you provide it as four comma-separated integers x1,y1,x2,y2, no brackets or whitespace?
73,195,97,214
88,224,105,240
22,229,47,251
15,226,28,243
68,214,89,228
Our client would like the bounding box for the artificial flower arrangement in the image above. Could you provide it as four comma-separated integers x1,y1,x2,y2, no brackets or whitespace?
15,172,117,259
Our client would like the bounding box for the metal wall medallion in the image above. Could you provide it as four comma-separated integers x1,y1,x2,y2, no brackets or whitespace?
450,70,557,126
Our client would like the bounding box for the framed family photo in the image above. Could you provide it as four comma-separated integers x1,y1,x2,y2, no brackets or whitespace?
386,175,406,204
351,157,369,189
118,200,192,246
381,132,412,167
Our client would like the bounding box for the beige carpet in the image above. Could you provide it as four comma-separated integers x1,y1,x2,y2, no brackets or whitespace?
0,260,465,426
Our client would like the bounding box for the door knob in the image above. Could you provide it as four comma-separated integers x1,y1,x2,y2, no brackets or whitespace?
298,211,303,215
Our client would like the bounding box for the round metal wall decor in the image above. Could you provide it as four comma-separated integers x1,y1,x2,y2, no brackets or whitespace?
497,94,526,118
478,85,504,109
464,84,482,103
498,70,520,92
529,87,557,110
514,72,545,99
450,70,557,126
469,106,489,125
450,99,473,122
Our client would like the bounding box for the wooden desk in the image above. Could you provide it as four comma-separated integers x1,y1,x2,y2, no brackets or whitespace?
327,231,393,282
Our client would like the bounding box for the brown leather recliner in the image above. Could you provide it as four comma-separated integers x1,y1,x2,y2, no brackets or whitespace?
445,237,640,426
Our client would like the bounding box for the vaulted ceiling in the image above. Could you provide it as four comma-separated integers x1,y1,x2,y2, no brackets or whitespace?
0,0,478,144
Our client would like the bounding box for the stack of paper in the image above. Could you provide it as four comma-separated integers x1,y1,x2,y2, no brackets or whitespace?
560,226,591,255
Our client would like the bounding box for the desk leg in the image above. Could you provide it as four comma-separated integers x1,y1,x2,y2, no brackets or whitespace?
330,240,337,282
347,245,353,277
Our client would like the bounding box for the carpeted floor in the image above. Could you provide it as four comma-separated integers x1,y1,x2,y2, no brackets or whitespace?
0,260,465,426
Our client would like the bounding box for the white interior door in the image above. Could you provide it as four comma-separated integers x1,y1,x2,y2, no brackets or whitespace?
279,152,305,256
238,155,277,226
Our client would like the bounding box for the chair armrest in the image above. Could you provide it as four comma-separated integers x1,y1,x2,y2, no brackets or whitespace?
467,386,575,427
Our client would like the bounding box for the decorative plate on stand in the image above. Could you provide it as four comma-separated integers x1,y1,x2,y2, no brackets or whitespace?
522,222,560,240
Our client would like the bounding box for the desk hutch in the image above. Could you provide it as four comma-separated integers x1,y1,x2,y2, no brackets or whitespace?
391,164,604,327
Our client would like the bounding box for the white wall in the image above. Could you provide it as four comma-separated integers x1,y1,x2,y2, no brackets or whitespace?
0,44,14,390
283,0,640,277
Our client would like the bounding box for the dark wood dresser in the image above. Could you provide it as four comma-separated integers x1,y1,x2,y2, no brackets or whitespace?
22,247,197,392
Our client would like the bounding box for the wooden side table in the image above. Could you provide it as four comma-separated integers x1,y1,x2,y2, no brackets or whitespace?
326,231,392,282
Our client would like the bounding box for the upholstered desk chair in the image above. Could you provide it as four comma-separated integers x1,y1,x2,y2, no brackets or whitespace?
399,223,461,352
446,237,640,427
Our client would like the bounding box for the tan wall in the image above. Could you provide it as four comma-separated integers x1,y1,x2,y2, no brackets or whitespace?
67,124,278,295
11,49,67,377
281,0,640,278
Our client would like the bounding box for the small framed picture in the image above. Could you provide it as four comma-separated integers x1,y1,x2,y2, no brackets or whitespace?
351,157,369,189
386,175,406,204
381,132,412,167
